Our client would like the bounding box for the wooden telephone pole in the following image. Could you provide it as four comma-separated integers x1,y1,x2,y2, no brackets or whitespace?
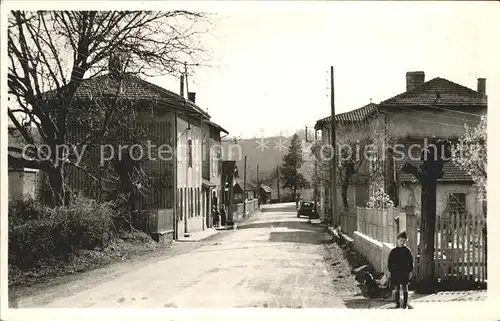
314,129,318,213
305,125,316,212
243,156,247,214
330,66,337,226
276,165,280,202
257,164,260,185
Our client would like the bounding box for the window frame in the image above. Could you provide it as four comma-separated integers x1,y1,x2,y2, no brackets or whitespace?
448,193,466,215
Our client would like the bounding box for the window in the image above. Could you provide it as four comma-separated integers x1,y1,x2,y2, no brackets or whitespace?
369,152,379,174
187,139,193,168
212,147,220,177
448,193,466,215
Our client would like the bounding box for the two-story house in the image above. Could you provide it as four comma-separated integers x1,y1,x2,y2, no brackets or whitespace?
314,103,378,221
315,71,487,223
379,72,487,220
200,117,228,229
21,60,229,242
170,93,229,238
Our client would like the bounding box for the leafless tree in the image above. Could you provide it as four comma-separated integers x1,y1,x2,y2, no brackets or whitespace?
8,10,212,205
311,114,386,212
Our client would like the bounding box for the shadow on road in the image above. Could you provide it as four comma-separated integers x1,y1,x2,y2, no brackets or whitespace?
261,207,297,213
237,220,325,232
268,231,332,245
342,297,391,309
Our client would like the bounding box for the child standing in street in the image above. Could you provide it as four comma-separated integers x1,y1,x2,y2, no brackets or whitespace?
388,231,414,309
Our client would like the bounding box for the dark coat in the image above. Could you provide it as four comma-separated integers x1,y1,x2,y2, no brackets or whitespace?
388,245,414,284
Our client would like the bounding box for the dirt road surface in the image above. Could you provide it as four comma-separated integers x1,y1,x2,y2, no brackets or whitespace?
15,203,362,308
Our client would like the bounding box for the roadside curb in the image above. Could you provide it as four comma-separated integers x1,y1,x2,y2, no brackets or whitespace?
326,226,355,247
234,209,262,229
175,209,263,242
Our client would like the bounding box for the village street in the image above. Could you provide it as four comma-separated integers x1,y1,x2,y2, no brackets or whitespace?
15,203,362,308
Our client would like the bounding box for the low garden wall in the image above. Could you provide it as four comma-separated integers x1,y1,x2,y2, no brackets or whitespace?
231,199,259,222
352,206,417,274
353,231,394,273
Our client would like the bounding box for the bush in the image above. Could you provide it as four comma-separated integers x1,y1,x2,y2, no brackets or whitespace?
9,196,115,270
366,185,394,209
8,197,42,226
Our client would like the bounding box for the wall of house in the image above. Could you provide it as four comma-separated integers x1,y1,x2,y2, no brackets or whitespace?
246,190,256,199
8,169,38,201
354,107,485,208
201,122,223,223
385,106,485,140
317,116,381,221
398,182,484,218
177,115,204,234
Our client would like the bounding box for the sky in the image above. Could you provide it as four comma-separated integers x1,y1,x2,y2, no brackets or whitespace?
145,1,499,139
3,1,499,139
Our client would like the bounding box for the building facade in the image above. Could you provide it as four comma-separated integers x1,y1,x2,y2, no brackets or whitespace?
315,71,487,223
9,72,228,242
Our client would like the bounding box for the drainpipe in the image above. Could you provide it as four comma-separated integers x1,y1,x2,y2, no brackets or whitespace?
174,111,178,239
314,129,318,213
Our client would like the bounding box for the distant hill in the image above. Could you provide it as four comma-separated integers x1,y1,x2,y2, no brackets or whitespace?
221,129,315,199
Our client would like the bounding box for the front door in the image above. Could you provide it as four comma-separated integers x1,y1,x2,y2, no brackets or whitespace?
206,189,211,228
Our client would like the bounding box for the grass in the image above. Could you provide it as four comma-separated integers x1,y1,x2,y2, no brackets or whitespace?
8,231,163,289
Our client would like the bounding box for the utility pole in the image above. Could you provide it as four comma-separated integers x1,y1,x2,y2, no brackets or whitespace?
256,164,260,185
243,156,247,214
305,125,315,211
330,66,337,227
276,165,280,203
314,128,318,213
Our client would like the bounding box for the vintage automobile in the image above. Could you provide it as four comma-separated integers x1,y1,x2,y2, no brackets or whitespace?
297,201,318,219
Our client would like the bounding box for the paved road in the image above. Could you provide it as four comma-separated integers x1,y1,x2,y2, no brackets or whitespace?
17,203,348,308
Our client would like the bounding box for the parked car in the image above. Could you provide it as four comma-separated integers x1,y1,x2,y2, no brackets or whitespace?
297,201,318,219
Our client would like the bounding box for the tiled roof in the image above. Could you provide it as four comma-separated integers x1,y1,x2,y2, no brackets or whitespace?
206,120,229,134
259,185,273,193
395,143,472,182
233,182,244,193
44,73,210,118
315,103,378,129
381,77,487,107
244,181,258,190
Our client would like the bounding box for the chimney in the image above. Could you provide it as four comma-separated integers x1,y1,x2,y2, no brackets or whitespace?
477,78,486,95
406,71,425,92
188,92,196,103
180,75,185,97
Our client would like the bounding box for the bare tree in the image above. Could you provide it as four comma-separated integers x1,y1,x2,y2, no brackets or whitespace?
7,11,212,205
311,115,385,212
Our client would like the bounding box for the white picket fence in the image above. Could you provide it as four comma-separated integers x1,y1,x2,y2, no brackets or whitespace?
355,206,487,284
356,207,402,244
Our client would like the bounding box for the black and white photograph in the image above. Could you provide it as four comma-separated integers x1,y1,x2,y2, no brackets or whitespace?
1,0,498,319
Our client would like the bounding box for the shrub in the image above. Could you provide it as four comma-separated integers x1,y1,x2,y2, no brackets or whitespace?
8,196,115,270
8,197,42,226
366,185,394,209
52,197,115,250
